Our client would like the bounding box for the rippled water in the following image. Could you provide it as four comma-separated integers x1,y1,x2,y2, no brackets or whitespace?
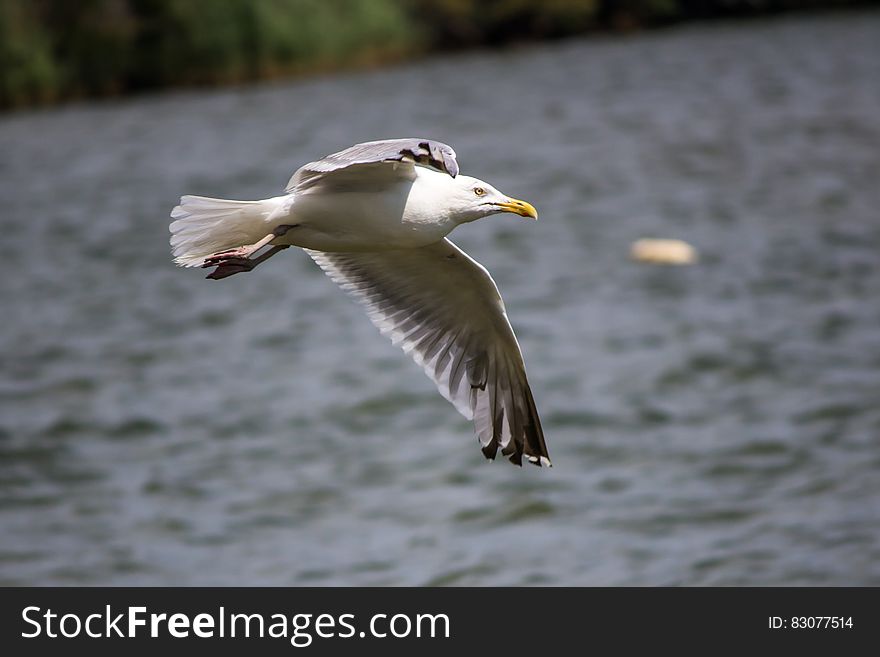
2,12,879,585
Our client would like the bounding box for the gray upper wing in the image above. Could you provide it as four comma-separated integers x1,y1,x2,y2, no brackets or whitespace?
306,238,550,467
286,138,459,193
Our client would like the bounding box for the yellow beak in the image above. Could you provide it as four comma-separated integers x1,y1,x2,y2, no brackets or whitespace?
495,197,538,220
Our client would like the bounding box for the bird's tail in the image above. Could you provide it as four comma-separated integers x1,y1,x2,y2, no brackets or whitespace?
169,195,283,267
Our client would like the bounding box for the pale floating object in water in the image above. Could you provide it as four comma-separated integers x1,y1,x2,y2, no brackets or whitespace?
630,238,698,265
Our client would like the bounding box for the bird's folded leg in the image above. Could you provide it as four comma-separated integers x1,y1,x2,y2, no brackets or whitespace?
202,224,295,280
204,244,290,280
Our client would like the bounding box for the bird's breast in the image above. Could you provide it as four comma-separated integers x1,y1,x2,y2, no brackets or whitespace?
278,185,455,252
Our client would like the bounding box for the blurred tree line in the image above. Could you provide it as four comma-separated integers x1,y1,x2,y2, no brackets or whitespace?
1,0,875,109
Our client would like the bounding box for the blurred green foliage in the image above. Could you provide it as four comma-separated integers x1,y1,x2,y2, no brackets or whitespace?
0,0,416,107
1,0,875,108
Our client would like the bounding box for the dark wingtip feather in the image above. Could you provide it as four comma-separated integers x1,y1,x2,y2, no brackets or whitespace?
521,382,550,467
481,441,498,460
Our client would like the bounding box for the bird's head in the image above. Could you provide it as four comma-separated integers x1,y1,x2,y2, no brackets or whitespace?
449,175,538,224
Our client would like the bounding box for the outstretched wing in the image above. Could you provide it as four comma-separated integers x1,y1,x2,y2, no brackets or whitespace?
307,238,550,467
287,138,459,193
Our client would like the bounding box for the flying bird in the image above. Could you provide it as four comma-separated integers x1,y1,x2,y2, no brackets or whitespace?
170,138,550,466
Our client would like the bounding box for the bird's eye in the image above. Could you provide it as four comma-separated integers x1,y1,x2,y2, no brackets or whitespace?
474,187,486,197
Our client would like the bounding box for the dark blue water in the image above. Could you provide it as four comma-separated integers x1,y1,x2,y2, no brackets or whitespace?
1,12,879,585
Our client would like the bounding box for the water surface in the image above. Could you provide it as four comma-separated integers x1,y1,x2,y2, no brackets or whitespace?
1,12,879,585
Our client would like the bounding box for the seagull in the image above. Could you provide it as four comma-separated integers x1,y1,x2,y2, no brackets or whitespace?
170,138,550,466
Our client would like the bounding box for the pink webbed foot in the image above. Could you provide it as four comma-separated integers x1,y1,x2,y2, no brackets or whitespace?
201,225,295,280
203,256,257,280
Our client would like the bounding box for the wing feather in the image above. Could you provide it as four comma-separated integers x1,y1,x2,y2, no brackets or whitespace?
306,238,550,467
287,138,458,193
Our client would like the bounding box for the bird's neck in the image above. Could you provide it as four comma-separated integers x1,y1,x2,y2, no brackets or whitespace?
405,168,469,228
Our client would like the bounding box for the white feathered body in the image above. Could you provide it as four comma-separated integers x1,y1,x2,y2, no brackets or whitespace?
168,137,550,466
170,168,463,265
